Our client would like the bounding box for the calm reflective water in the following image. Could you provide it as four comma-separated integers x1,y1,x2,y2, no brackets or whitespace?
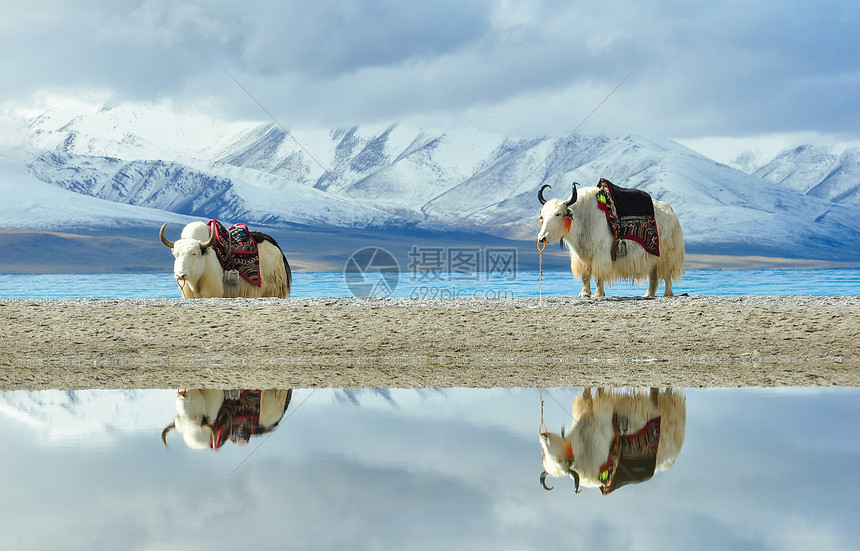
1,268,859,299
1,387,858,550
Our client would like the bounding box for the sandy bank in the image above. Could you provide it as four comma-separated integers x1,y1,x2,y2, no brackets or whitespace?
1,296,857,390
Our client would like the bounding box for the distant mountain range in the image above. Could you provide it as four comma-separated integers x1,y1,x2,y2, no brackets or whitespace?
748,145,860,205
1,101,859,272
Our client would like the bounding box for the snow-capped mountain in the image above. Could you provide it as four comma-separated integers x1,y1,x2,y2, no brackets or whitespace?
2,100,859,263
749,145,860,206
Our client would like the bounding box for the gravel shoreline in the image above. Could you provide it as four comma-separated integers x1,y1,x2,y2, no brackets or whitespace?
2,296,858,390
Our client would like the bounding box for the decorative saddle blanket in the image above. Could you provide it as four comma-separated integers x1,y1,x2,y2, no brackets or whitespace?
210,390,262,448
596,178,660,258
206,219,261,287
598,415,661,495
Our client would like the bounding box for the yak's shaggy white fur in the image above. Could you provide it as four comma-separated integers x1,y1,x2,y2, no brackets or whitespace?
540,387,686,491
163,221,291,299
538,186,685,297
163,389,292,450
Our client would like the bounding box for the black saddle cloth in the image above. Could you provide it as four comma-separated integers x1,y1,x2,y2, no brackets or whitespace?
601,178,655,218
596,178,660,257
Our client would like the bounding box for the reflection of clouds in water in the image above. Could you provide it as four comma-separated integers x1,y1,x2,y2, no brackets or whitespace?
669,389,860,548
0,389,174,444
0,388,857,550
239,459,493,548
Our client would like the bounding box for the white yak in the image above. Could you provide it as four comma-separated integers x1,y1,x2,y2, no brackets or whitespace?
537,182,684,297
161,389,293,450
540,387,686,494
160,221,292,298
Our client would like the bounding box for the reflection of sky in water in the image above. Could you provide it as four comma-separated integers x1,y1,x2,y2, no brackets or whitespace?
1,387,858,550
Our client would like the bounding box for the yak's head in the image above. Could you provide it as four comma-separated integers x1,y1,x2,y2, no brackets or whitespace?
539,429,582,493
161,389,217,450
537,183,578,244
160,222,215,288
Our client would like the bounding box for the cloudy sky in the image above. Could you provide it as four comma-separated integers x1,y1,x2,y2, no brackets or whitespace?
2,1,859,159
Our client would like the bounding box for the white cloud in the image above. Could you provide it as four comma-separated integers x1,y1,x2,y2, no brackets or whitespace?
1,0,858,144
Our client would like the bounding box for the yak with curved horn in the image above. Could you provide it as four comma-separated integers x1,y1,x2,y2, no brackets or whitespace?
537,178,684,298
539,388,686,496
160,220,292,298
162,389,293,450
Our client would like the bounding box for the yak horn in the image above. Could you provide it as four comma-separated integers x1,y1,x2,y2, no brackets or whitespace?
538,184,551,205
159,223,174,248
570,469,582,493
564,182,578,207
161,423,175,448
199,224,216,249
540,471,554,491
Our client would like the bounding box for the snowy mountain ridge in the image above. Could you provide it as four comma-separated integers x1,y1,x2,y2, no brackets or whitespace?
750,145,860,205
2,100,859,261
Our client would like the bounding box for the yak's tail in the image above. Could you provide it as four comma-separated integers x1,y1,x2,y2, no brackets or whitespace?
251,232,293,295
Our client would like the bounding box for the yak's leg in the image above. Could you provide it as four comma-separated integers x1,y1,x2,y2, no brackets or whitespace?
594,277,606,298
575,264,593,298
663,277,674,297
579,274,593,297
645,267,659,297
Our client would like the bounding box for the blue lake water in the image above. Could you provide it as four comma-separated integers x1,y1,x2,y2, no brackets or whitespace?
1,268,859,299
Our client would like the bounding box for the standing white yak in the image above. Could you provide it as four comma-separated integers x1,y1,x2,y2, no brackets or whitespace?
537,181,684,297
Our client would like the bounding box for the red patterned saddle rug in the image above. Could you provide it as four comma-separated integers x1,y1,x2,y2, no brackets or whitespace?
206,219,261,287
596,178,660,258
210,390,262,448
598,415,661,495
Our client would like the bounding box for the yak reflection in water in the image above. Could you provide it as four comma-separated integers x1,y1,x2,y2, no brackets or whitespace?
161,389,293,450
539,387,686,495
